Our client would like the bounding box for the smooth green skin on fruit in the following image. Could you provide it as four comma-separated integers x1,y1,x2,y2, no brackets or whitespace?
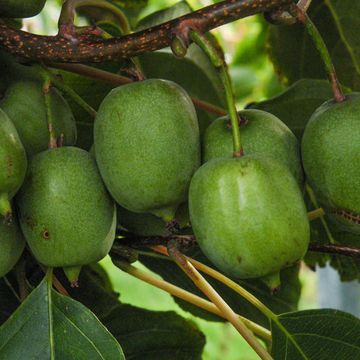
203,109,303,185
302,93,360,232
0,80,77,158
95,79,200,220
117,202,190,237
0,0,46,18
0,109,27,213
17,147,116,268
189,156,310,279
0,218,25,278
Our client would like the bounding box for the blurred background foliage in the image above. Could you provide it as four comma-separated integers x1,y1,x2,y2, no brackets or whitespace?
22,1,317,358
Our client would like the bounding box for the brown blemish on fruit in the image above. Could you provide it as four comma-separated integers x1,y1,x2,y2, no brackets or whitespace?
6,155,13,178
226,115,249,129
42,229,50,240
25,216,36,230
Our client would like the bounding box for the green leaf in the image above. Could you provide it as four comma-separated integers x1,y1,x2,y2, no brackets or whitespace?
268,1,360,90
103,304,205,360
136,1,191,31
137,247,301,327
61,265,121,318
249,79,335,139
66,266,206,360
111,0,148,9
271,309,360,359
0,273,124,360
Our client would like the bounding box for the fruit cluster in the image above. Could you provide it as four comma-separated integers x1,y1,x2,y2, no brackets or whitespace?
1,52,358,289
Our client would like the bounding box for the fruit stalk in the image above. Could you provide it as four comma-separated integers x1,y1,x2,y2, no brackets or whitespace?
114,258,271,342
306,185,336,244
307,207,325,221
308,243,360,258
297,0,312,12
42,77,58,149
152,245,276,320
289,5,345,102
166,240,273,360
58,0,131,36
39,65,97,119
50,63,227,116
189,31,243,156
0,0,294,63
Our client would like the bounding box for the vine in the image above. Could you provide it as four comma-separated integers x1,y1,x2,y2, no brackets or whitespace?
0,0,293,63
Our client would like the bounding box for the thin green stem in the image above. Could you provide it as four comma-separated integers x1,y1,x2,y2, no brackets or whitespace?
189,31,242,157
167,243,272,360
59,0,131,35
152,245,277,321
297,0,312,12
308,207,325,221
49,63,227,116
290,5,345,102
3,276,21,303
306,184,336,244
15,259,29,301
114,259,271,342
42,76,58,149
40,65,97,119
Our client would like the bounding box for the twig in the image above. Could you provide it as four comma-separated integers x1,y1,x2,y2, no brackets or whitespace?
190,31,242,157
167,239,273,360
42,76,58,149
152,245,276,320
58,0,131,36
308,243,360,258
3,276,21,303
15,258,30,301
114,259,271,342
50,63,227,116
289,4,345,102
40,65,97,119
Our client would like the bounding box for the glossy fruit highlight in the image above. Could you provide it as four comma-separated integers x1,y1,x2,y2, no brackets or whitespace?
189,155,310,287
